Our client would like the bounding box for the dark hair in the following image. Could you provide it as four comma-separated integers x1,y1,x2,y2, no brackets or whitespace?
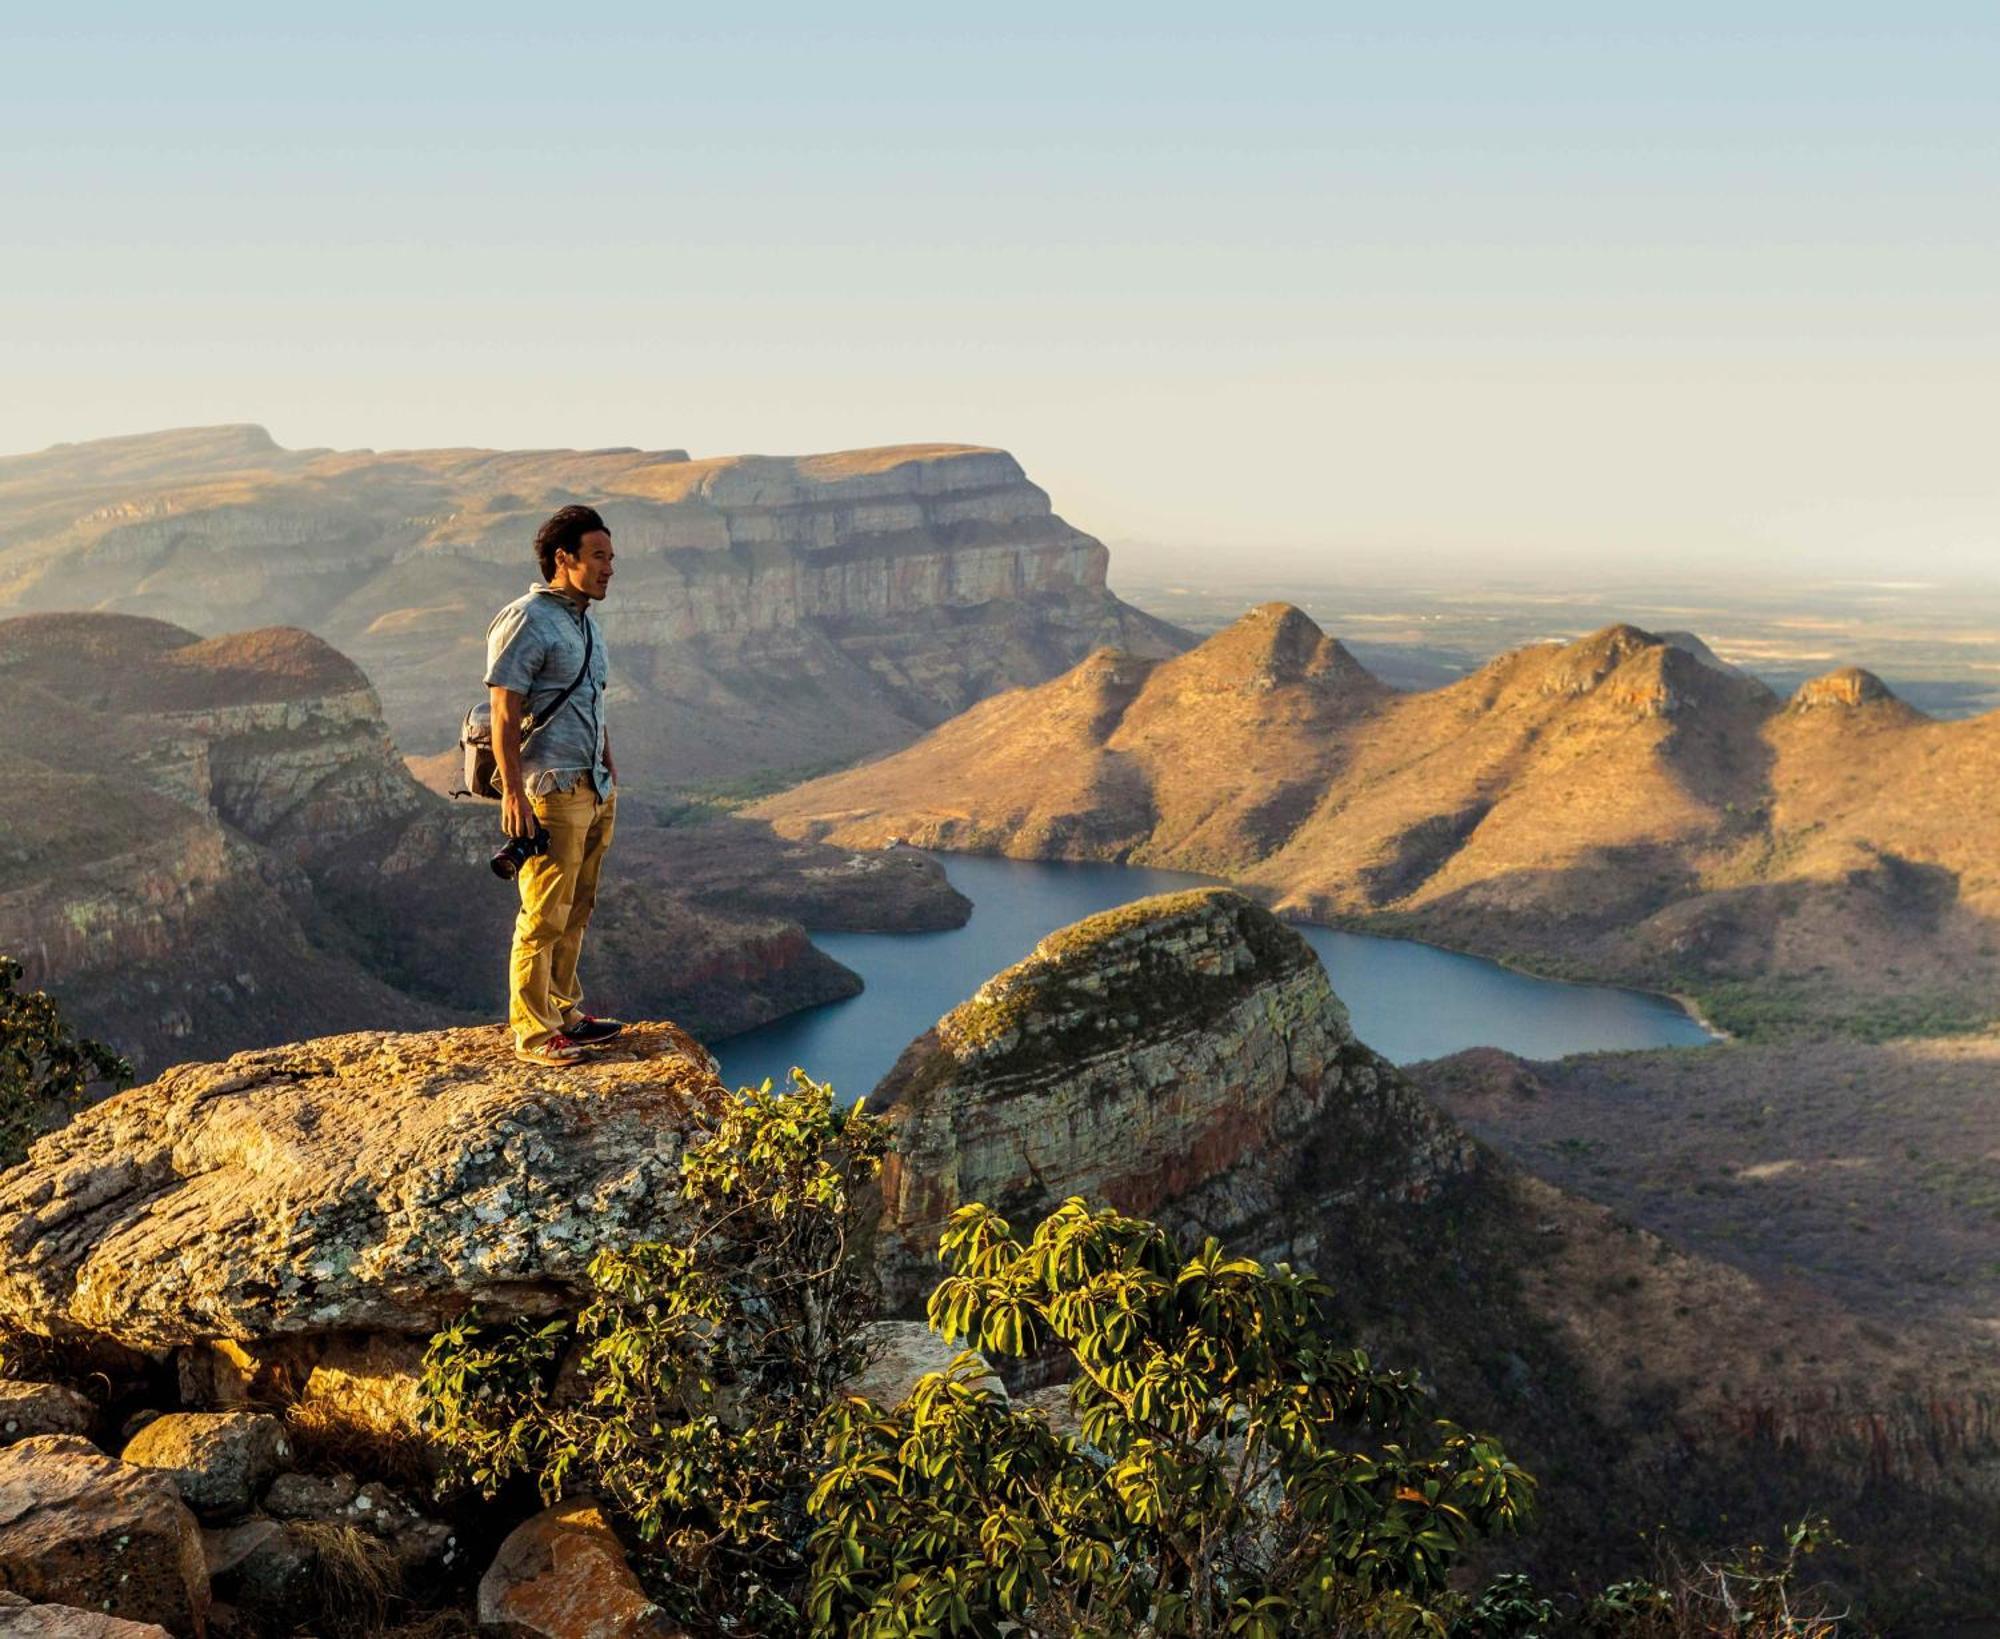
533,505,609,581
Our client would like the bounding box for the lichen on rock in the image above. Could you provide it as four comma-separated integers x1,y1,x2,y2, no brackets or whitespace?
0,1021,727,1350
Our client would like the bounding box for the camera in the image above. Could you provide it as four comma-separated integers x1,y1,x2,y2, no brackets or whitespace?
491,825,551,881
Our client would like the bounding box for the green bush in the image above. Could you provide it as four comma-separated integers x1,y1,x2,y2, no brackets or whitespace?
807,1197,1535,1637
423,1078,1845,1638
420,1072,889,1632
0,953,130,1168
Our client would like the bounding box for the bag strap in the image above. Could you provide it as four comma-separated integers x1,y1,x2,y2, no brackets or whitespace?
520,609,595,749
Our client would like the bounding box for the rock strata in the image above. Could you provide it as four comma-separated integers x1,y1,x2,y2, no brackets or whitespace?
873,888,1466,1309
0,1023,726,1349
0,427,1188,790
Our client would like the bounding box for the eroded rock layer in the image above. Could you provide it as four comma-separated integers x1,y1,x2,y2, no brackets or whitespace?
0,426,1186,788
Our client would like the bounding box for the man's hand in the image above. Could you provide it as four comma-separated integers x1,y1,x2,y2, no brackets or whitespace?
604,734,618,784
501,787,537,840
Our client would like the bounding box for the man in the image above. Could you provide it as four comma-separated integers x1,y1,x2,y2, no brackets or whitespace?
485,505,623,1065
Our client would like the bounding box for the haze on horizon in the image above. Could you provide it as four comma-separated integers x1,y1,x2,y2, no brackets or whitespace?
4,4,1995,583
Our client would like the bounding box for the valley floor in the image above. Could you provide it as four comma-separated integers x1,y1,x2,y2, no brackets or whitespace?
1413,1033,2000,1337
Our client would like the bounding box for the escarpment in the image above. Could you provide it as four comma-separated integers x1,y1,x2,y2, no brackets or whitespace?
0,612,920,1069
0,426,1189,791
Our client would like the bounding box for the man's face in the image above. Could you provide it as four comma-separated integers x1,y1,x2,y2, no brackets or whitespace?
558,530,615,600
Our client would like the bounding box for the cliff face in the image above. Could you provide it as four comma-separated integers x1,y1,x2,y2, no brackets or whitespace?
0,427,1186,788
757,603,2000,1035
0,613,886,1069
873,887,1464,1309
871,889,2000,1615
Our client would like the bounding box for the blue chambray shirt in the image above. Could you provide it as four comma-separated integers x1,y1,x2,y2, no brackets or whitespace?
483,583,613,798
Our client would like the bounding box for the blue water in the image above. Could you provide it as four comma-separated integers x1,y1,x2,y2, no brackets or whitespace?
716,854,1715,1101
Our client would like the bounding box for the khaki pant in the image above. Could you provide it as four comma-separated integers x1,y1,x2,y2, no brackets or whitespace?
508,783,617,1054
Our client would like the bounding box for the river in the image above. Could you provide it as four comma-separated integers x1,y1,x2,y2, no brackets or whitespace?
715,854,1714,1100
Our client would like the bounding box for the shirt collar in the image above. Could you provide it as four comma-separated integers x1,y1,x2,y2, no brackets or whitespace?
530,581,591,614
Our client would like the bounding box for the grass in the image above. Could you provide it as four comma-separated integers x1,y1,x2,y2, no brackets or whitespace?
289,1519,404,1638
282,1395,434,1490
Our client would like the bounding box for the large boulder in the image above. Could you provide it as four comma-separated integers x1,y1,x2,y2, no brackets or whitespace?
0,1435,208,1635
120,1412,290,1520
478,1497,681,1639
0,1023,725,1349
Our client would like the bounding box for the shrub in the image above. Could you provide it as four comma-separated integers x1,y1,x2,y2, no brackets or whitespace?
0,953,129,1168
420,1072,889,1632
806,1197,1536,1637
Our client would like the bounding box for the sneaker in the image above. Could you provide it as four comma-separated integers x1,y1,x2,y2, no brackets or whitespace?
516,1033,593,1066
564,1014,626,1044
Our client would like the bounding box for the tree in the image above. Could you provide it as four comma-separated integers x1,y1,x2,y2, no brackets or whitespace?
421,1072,889,1632
0,954,130,1168
807,1197,1535,1638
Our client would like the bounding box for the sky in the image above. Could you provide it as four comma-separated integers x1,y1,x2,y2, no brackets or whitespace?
3,4,1996,583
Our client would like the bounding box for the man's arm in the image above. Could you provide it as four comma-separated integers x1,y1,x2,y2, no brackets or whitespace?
490,685,537,839
603,728,617,785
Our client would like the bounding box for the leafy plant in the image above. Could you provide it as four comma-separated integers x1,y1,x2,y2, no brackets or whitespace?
420,1071,889,1632
807,1196,1535,1637
0,953,130,1168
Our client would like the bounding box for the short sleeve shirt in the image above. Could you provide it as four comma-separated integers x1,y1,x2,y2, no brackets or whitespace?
483,583,612,797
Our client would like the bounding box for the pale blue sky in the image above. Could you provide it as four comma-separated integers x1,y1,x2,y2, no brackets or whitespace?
4,5,1995,579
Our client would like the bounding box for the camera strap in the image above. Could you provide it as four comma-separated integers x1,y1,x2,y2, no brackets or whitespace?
520,609,595,750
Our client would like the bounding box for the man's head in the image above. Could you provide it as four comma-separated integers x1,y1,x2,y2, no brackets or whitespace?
534,505,615,602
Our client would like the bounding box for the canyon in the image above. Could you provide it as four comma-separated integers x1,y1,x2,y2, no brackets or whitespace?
0,610,966,1071
0,891,1992,1625
0,425,1185,795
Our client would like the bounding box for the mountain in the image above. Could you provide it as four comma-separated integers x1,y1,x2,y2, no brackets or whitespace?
867,889,2000,1619
754,603,2000,1035
0,612,967,1069
0,425,1187,793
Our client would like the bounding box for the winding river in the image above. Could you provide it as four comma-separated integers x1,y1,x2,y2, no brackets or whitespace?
715,854,1715,1100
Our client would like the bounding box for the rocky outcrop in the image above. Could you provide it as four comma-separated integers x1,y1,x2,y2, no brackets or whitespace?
1789,665,1898,712
868,890,2000,1616
0,1436,209,1634
0,427,1188,789
873,888,1467,1309
0,1023,724,1349
0,1597,172,1639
